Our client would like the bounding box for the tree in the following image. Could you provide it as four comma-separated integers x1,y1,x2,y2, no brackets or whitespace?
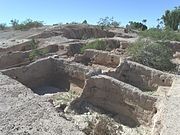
97,17,113,29
161,7,180,30
10,19,19,28
82,20,88,24
97,17,120,29
129,21,147,31
111,21,120,28
0,23,7,30
142,19,147,25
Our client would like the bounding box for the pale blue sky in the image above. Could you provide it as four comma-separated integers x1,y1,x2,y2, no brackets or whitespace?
0,0,179,27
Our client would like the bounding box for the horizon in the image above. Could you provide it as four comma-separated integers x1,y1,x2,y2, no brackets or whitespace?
0,0,179,27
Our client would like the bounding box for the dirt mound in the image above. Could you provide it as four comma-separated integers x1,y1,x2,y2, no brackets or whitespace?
32,25,115,39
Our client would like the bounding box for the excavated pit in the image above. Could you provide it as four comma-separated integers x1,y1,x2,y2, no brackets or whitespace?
105,60,175,92
1,57,99,95
75,49,175,93
1,56,174,133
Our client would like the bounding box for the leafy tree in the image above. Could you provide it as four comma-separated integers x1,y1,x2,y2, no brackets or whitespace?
161,7,180,30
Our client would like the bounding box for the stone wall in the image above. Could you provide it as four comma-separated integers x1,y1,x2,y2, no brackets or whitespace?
0,45,59,70
2,58,53,89
74,49,121,67
61,25,115,39
0,51,29,70
0,39,33,54
2,57,101,90
106,60,175,91
80,75,157,126
66,42,84,56
102,38,129,50
53,58,101,87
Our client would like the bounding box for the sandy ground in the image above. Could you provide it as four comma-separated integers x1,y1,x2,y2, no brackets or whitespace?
0,73,84,135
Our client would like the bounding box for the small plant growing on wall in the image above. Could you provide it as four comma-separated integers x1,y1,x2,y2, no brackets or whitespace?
29,39,47,61
80,40,107,53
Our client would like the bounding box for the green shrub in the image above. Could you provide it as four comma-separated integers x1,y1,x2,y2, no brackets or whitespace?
80,40,107,53
11,19,43,30
129,21,148,31
28,39,47,61
140,28,180,41
128,40,176,71
29,49,47,61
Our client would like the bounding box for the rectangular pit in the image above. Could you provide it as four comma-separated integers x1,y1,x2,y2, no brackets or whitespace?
1,57,99,95
79,75,158,127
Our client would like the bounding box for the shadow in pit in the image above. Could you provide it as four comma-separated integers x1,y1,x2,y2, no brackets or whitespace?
28,74,71,95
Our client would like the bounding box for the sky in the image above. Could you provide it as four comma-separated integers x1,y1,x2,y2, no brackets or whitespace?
0,0,179,27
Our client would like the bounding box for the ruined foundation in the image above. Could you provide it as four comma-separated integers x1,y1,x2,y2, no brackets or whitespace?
1,56,173,131
0,25,178,134
2,57,100,95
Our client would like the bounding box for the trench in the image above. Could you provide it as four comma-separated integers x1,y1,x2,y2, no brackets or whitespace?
2,58,84,96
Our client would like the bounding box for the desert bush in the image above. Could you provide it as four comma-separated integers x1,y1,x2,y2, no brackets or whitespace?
128,40,176,71
28,39,47,61
82,116,122,135
128,21,147,31
11,19,43,30
0,23,7,30
80,40,107,53
140,28,180,41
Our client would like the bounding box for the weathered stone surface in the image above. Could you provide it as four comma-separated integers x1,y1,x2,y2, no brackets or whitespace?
61,25,115,39
66,42,84,56
2,57,101,91
79,75,157,126
106,60,175,91
0,45,59,70
0,73,84,135
167,41,180,53
30,25,115,39
0,39,33,54
153,77,180,135
74,49,121,67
